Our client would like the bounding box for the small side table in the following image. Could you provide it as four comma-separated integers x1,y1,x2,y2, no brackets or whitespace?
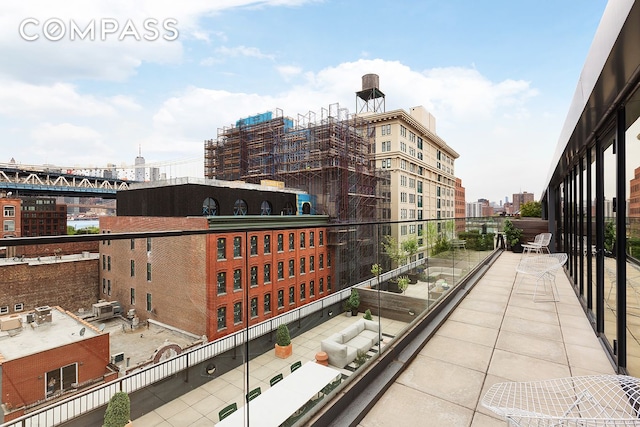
315,351,329,366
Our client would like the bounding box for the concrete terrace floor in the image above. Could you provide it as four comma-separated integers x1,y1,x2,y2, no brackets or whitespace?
357,251,615,427
134,251,615,426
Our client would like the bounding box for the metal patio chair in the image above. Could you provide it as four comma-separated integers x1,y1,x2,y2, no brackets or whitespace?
482,375,640,426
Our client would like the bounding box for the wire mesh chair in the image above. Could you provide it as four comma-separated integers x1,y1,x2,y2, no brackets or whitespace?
482,375,640,426
515,253,568,302
522,233,553,256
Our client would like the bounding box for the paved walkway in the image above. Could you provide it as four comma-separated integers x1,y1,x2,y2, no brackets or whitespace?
358,251,615,426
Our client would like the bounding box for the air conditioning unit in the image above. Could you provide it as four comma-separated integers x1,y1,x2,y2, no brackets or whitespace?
26,313,35,323
111,352,125,363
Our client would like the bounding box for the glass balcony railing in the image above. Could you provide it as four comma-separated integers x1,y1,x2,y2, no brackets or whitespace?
0,217,500,427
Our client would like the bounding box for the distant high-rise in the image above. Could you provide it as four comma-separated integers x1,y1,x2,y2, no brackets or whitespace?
512,191,534,213
135,146,145,182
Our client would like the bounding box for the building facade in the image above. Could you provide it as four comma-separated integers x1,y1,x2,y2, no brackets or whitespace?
100,180,334,341
512,191,534,214
20,197,67,237
454,177,466,233
0,306,113,422
362,106,459,261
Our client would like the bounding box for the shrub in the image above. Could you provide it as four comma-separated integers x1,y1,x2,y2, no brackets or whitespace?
363,309,372,320
348,289,360,311
520,201,542,217
103,392,130,427
276,324,291,346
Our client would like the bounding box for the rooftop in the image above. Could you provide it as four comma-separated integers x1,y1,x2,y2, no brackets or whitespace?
0,306,101,362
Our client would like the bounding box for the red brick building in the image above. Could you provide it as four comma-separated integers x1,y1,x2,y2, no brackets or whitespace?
99,216,332,341
1,196,21,258
0,306,113,422
454,178,466,233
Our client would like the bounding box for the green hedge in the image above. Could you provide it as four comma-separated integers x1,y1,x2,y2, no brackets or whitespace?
458,230,495,251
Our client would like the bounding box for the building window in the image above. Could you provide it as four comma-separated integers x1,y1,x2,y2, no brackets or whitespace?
234,236,242,257
130,239,135,250
147,263,151,281
310,280,315,297
217,307,226,330
233,199,248,216
0,306,8,315
327,252,331,267
309,231,315,247
300,283,306,300
146,293,152,312
250,266,258,287
3,206,15,217
251,297,258,318
108,256,111,271
381,124,391,135
289,233,295,251
217,272,226,295
107,280,111,296
147,237,152,252
299,232,305,249
319,253,324,269
250,235,258,255
264,294,271,313
264,263,271,283
288,259,295,277
381,140,391,152
217,238,226,260
277,261,284,280
102,255,106,270
233,302,242,324
260,200,272,215
278,290,284,308
3,219,14,232
381,158,391,168
319,278,324,293
14,303,24,312
327,276,332,291
277,234,284,252
264,235,271,254
289,286,295,305
130,260,135,277
319,231,324,246
102,278,106,294
233,269,242,290
309,255,315,272
130,288,135,305
299,257,305,274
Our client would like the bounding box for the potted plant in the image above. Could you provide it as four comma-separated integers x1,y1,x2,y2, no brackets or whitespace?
503,219,524,253
343,300,352,316
348,288,360,316
397,276,410,294
354,350,368,369
275,324,292,359
103,391,131,427
363,309,373,320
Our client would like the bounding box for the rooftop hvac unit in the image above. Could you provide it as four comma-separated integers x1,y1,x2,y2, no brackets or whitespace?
112,352,125,363
0,314,22,331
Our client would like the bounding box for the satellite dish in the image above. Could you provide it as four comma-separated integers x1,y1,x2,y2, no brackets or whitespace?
79,327,86,336
99,323,106,331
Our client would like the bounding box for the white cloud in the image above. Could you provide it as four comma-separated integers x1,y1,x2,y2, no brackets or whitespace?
215,45,275,60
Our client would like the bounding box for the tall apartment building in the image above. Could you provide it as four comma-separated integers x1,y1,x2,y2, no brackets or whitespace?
512,191,534,213
630,166,640,238
360,104,459,262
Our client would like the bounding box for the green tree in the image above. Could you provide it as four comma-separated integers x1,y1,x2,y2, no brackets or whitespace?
402,237,419,264
397,276,409,294
103,392,130,427
520,201,542,218
381,235,406,268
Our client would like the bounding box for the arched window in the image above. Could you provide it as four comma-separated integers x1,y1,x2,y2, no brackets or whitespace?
282,202,295,216
302,202,311,215
202,198,218,216
234,199,248,216
260,200,272,216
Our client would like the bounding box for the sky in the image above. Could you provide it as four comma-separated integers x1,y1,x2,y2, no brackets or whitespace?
0,0,610,203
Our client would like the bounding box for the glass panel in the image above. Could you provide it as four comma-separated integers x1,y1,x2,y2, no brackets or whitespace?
602,134,617,350
625,89,640,375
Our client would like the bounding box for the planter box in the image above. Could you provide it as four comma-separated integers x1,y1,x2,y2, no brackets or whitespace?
275,343,292,359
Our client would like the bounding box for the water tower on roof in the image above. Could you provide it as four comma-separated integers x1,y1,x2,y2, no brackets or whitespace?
356,74,385,114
